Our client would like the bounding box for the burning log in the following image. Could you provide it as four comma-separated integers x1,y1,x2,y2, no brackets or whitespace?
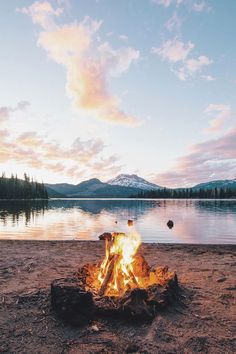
99,254,119,296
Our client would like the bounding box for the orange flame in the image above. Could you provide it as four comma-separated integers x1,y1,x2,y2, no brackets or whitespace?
97,230,141,296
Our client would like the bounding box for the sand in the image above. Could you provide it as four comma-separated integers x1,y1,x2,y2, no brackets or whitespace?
0,240,235,354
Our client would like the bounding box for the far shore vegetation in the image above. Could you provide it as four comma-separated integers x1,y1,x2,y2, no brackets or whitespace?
132,187,236,199
0,173,48,200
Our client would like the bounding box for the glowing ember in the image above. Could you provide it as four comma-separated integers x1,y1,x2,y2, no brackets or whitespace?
97,230,142,296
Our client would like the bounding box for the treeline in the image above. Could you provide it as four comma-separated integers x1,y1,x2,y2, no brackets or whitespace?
133,187,236,199
0,173,48,199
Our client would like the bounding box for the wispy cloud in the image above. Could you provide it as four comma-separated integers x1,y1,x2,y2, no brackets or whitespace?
0,101,30,123
176,55,212,80
119,35,129,42
193,1,209,12
152,38,194,63
152,0,210,12
204,104,234,134
152,0,183,8
152,38,212,81
153,128,236,187
17,1,63,29
20,1,140,126
165,12,182,33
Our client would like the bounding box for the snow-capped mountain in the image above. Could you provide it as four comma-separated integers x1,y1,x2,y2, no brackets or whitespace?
107,174,161,191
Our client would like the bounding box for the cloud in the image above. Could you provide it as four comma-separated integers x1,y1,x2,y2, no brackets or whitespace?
17,1,63,29
152,38,212,81
152,39,194,63
184,55,212,73
0,130,122,180
119,35,128,42
152,0,183,7
193,1,207,12
176,55,212,80
152,0,210,12
165,13,182,33
201,75,215,81
153,128,236,187
0,107,11,123
204,104,234,134
0,104,122,180
21,2,140,126
98,42,139,76
0,101,30,123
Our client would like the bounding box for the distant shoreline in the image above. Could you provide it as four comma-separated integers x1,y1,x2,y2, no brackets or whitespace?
0,197,236,201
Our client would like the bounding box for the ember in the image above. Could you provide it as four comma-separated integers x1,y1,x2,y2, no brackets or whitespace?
51,230,179,325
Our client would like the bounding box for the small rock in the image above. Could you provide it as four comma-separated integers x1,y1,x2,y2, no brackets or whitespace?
128,219,133,226
125,343,139,353
90,324,99,332
167,220,174,229
217,277,227,283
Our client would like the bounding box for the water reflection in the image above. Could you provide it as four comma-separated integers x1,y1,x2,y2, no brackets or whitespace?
0,200,48,226
0,199,235,244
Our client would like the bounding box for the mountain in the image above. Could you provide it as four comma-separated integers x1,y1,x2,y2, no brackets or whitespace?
46,175,236,198
46,178,142,198
45,183,80,196
46,186,66,198
193,179,236,190
107,174,161,190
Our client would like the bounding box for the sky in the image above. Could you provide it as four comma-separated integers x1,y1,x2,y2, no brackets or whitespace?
0,0,235,187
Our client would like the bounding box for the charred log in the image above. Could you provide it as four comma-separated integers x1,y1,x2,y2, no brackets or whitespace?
51,278,95,326
120,288,153,321
99,232,112,241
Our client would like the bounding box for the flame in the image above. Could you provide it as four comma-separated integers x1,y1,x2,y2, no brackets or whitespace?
97,230,141,296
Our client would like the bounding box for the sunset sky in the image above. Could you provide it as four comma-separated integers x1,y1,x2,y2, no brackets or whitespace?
0,0,235,187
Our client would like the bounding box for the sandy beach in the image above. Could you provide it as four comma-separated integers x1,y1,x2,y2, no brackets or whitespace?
0,240,235,354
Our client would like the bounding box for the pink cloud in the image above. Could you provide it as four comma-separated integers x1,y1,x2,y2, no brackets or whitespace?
21,2,140,126
18,1,63,29
153,128,236,187
204,104,233,134
152,38,212,81
0,106,122,181
152,39,194,63
0,101,30,124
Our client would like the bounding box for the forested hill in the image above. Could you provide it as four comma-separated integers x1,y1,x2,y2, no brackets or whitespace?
0,174,48,199
133,186,236,199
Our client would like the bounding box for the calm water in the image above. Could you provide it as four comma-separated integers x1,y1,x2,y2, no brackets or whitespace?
0,199,235,244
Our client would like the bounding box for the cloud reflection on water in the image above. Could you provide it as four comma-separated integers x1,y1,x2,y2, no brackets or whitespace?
0,199,235,243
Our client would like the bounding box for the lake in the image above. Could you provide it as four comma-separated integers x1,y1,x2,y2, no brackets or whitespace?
0,199,235,244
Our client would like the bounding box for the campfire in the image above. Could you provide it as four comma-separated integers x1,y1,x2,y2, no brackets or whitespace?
91,230,143,297
51,228,178,325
